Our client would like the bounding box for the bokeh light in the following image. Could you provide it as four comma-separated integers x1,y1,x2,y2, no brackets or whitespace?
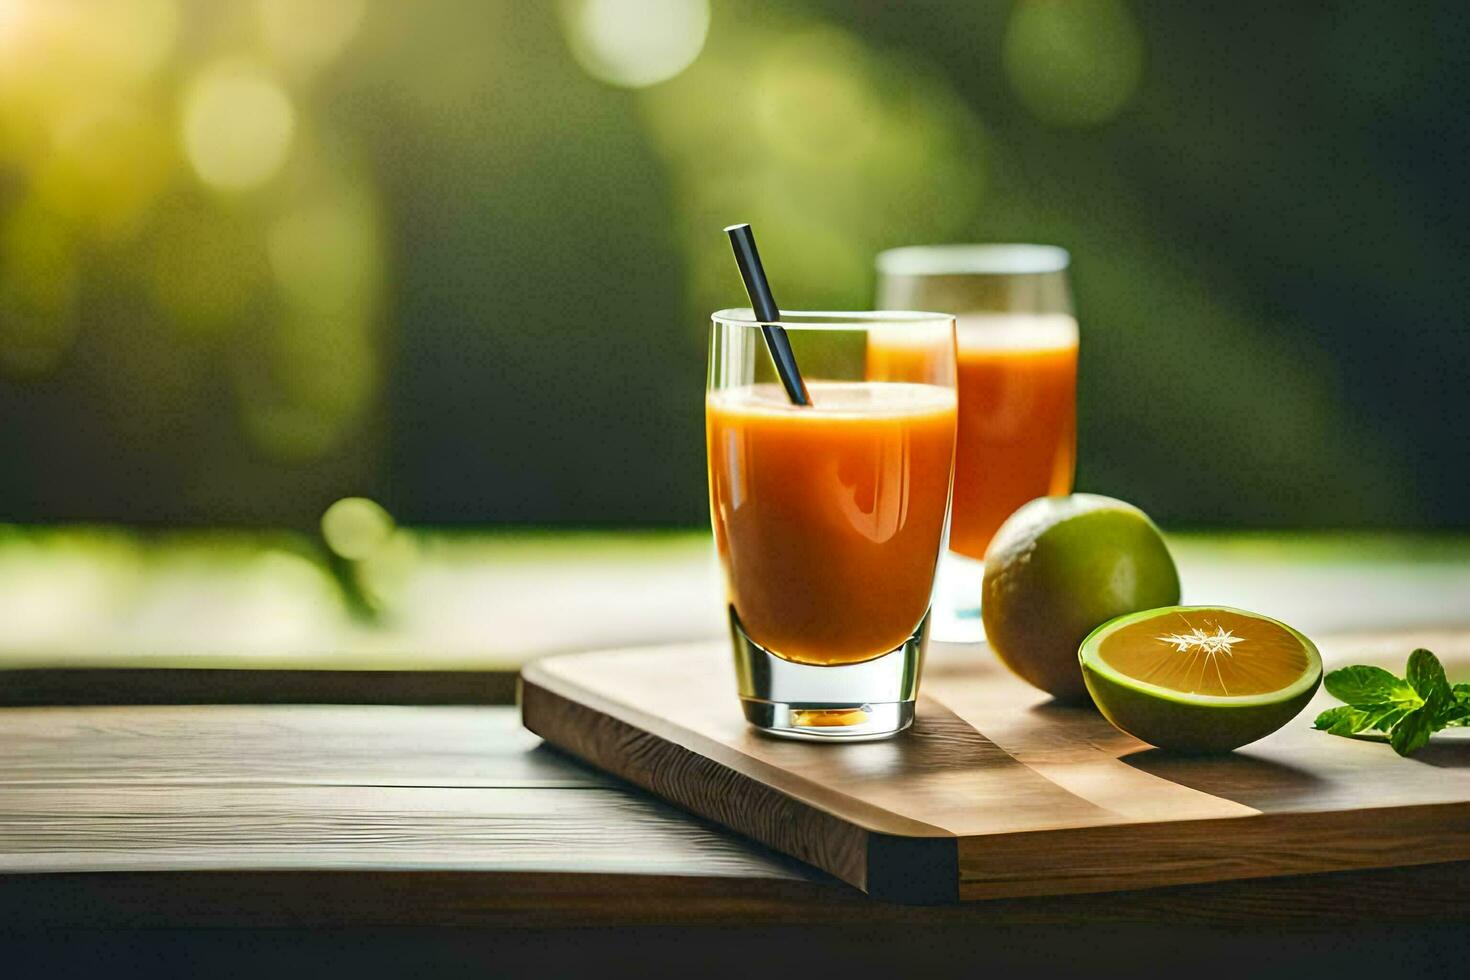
751,29,883,167
236,155,384,462
1003,0,1145,127
0,1,29,42
268,181,381,318
0,198,78,378
234,296,380,462
0,0,176,79
0,529,139,652
559,0,710,89
73,0,178,81
320,496,417,617
0,0,1458,531
255,0,364,74
36,101,174,237
355,527,419,612
639,12,986,317
146,197,265,337
130,544,346,654
182,59,295,191
322,496,395,561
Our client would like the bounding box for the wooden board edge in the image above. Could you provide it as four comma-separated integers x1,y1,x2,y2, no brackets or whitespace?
521,653,958,840
957,799,1470,900
521,674,958,904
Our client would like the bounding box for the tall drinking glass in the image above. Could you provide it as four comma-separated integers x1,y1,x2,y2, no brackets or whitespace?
706,310,957,740
875,245,1078,642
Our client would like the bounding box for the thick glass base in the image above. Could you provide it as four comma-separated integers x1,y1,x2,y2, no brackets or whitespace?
729,610,928,741
930,550,986,643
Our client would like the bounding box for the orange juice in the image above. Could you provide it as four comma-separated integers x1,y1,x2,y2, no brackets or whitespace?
869,313,1077,561
706,381,957,666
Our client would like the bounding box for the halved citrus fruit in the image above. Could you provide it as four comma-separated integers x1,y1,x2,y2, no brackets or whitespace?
1079,606,1322,753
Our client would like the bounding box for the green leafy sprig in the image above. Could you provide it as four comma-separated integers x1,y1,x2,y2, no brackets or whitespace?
1314,649,1470,756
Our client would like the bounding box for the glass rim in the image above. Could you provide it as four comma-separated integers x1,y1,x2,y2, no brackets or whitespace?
875,243,1070,277
711,308,954,330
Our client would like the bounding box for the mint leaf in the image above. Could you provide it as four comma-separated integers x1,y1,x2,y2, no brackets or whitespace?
1406,649,1452,704
1314,648,1466,756
1437,698,1470,728
1321,663,1420,733
1359,703,1413,732
1389,704,1438,756
1449,684,1470,726
1324,664,1412,705
1314,705,1368,735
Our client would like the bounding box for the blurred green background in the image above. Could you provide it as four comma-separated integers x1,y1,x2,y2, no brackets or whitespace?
1,0,1466,531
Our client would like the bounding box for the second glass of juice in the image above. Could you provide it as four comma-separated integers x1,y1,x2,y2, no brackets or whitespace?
707,310,957,740
875,245,1078,642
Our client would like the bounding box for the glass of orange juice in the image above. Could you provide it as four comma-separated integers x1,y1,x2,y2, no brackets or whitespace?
706,309,957,740
875,245,1078,642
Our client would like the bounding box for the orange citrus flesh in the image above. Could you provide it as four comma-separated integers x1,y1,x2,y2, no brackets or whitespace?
1095,608,1311,697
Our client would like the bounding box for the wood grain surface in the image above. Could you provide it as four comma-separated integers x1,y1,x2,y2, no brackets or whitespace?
521,631,1470,903
2,702,1470,929
0,705,800,878
0,667,518,707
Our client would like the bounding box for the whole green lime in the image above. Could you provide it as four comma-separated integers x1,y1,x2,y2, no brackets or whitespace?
981,494,1181,703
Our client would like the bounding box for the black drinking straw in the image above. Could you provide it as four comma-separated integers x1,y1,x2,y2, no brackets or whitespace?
725,223,811,406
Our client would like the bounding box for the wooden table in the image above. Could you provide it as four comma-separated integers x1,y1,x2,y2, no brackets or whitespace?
1,531,1468,973
2,701,1469,974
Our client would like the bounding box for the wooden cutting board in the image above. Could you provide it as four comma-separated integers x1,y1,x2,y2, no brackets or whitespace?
520,631,1470,904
